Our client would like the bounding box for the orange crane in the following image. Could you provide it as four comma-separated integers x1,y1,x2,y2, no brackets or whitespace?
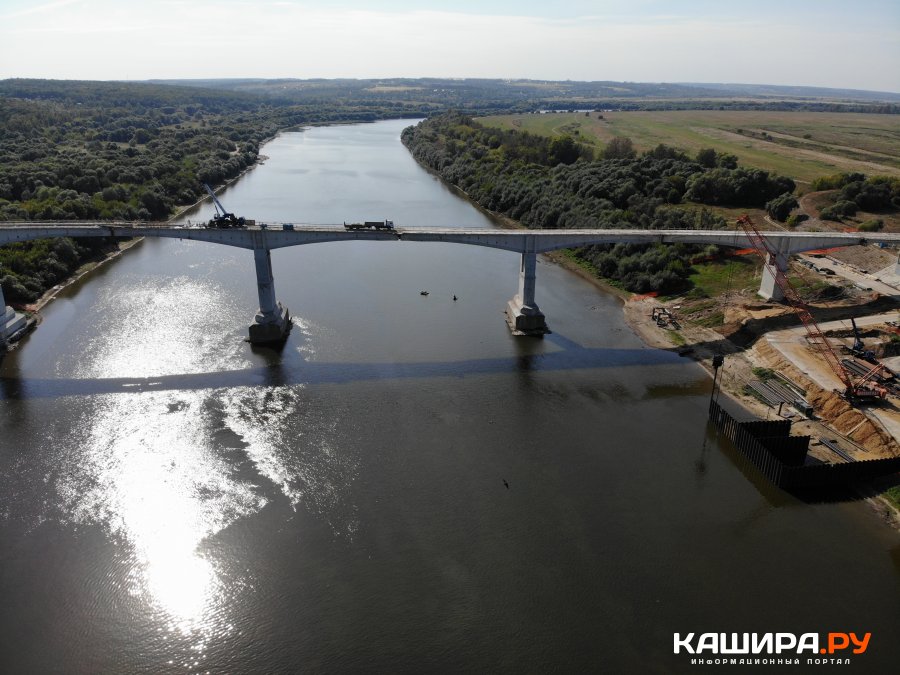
736,214,886,403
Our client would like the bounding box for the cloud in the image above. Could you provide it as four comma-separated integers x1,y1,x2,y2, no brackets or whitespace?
1,0,85,20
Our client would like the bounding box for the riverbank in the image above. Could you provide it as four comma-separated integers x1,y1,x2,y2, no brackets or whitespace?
6,119,900,673
29,237,144,314
11,130,282,322
404,149,900,529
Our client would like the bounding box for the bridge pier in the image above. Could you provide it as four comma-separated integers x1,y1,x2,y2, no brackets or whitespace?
0,283,27,349
248,246,291,345
758,247,789,302
506,250,549,336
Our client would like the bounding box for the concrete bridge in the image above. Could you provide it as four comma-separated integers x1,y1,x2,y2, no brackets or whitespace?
1,221,898,345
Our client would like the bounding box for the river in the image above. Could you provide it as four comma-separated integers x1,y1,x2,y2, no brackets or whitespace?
1,119,899,673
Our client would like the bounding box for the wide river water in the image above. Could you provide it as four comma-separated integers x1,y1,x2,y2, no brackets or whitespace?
2,120,899,673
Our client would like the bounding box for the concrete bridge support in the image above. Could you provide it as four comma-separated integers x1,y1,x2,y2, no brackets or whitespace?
249,246,291,345
506,250,549,335
757,247,789,302
0,283,27,348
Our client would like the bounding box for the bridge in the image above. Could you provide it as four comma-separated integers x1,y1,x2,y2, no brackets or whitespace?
2,222,898,345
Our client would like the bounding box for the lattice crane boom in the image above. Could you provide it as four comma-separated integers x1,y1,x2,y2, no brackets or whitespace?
735,215,885,401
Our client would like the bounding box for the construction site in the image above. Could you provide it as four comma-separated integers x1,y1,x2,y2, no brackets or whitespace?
623,215,900,500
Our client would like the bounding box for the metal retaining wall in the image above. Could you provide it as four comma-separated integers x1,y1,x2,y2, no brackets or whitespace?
709,400,900,489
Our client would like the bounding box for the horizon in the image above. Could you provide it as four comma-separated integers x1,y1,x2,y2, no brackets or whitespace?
1,1,898,93
3,75,899,98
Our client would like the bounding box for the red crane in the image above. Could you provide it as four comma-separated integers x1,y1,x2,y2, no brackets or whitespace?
736,214,886,403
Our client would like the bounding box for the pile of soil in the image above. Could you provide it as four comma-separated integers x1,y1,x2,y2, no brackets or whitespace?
753,340,899,458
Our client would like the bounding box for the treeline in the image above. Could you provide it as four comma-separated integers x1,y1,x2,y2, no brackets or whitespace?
0,80,427,221
0,79,433,304
810,172,900,222
155,78,900,115
402,112,795,293
0,237,120,304
0,81,279,303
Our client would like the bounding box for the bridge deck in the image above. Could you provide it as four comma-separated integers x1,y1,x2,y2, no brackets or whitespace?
0,222,898,254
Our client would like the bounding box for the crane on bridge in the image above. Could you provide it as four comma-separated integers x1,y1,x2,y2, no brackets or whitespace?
202,183,246,229
736,214,887,404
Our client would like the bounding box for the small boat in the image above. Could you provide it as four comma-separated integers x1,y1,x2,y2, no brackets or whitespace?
420,291,429,296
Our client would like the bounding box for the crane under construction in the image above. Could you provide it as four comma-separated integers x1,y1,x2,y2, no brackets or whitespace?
203,183,247,228
736,214,887,403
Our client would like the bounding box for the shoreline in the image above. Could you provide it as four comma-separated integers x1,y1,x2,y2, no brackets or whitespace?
19,131,283,319
407,153,900,530
30,236,145,314
10,121,900,529
14,120,385,322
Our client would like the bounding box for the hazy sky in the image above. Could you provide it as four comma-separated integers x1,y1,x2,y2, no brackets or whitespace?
1,0,898,92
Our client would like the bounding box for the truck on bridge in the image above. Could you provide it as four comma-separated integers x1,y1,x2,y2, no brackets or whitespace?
344,220,395,231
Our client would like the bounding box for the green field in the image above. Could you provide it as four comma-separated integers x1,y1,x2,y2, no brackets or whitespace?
482,111,900,186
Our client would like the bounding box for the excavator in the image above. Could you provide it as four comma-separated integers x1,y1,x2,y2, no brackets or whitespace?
203,183,246,228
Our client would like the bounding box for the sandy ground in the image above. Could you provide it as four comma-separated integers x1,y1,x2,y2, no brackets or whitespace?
764,313,900,453
622,293,900,457
619,289,900,529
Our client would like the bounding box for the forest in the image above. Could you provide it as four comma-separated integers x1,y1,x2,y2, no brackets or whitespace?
402,112,796,293
810,172,900,223
0,79,429,221
1,77,895,304
151,78,900,114
0,79,428,303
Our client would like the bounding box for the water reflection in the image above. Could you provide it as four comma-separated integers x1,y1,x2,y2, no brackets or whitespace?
44,306,363,636
143,540,215,629
43,275,273,635
73,276,250,380
3,119,900,673
58,390,266,633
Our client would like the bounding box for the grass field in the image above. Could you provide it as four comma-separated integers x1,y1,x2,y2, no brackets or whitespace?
687,256,760,298
482,111,900,185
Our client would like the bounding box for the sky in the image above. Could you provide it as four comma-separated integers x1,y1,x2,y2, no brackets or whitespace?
1,0,898,92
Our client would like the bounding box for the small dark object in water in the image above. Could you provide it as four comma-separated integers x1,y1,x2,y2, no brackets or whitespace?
420,290,429,296
502,479,509,489
453,294,457,301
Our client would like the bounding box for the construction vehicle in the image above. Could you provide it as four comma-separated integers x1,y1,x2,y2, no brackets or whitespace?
736,214,887,403
849,318,877,363
344,220,395,231
203,183,246,228
651,306,671,326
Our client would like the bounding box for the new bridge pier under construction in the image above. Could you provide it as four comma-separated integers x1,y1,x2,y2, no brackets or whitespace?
2,222,900,346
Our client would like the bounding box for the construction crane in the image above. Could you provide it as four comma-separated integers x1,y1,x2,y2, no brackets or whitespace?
202,183,246,228
736,214,886,403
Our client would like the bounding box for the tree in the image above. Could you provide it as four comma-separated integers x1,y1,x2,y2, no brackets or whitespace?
716,153,738,169
765,192,798,222
604,137,635,160
696,148,717,168
549,135,580,165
